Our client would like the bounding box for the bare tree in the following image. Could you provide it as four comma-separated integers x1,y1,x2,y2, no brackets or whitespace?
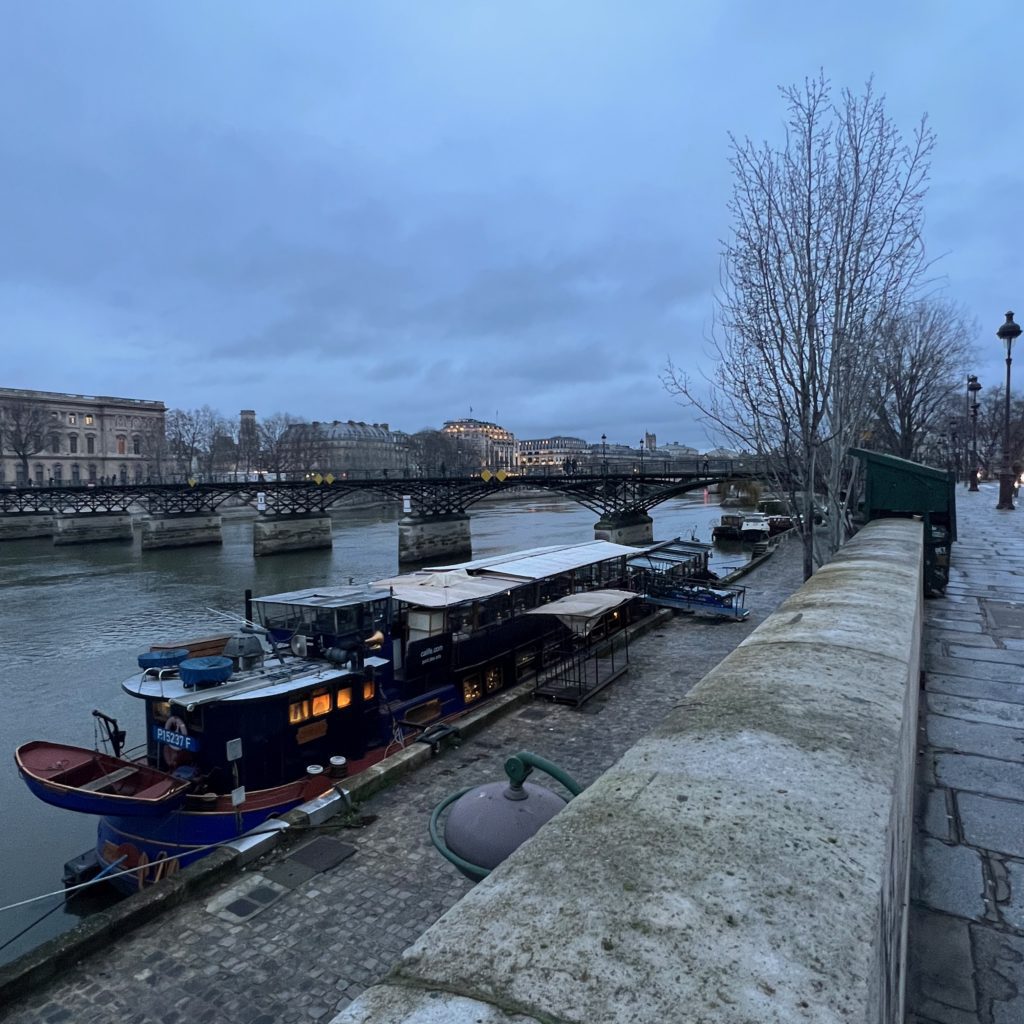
410,429,460,476
165,406,221,480
871,299,975,460
664,74,934,579
973,389,1024,481
203,414,237,480
0,396,49,483
258,413,307,479
139,417,169,481
279,421,331,477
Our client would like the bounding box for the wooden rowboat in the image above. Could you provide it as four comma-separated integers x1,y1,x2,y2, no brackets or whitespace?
15,741,190,817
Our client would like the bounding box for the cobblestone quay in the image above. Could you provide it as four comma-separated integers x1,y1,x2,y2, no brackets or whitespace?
4,540,805,1024
907,485,1024,1024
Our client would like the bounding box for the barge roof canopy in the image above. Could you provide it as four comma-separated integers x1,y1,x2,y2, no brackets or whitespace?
250,584,386,608
373,541,642,609
421,540,641,580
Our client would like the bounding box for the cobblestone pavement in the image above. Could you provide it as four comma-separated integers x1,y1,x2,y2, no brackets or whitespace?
907,484,1024,1024
4,538,806,1024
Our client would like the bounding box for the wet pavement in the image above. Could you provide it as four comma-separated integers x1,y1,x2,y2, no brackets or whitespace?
2,538,806,1024
907,484,1024,1024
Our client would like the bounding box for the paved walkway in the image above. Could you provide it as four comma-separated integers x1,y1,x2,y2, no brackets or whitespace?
907,483,1024,1024
3,540,807,1024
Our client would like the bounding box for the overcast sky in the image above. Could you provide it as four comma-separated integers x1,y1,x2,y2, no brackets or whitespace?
2,2,1022,448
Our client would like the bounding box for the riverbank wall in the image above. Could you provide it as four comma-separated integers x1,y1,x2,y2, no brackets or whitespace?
334,518,924,1024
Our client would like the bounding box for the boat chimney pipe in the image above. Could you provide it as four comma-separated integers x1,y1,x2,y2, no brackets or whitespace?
245,589,253,625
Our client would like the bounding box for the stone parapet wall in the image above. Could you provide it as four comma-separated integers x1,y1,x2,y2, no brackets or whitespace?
334,518,924,1024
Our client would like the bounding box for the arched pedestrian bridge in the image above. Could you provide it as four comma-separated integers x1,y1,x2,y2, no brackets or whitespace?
0,458,770,561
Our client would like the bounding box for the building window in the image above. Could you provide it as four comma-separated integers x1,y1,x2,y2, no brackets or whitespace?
69,434,78,453
84,415,94,426
88,464,97,483
134,465,143,483
86,436,95,454
116,436,127,455
119,465,127,483
68,413,77,425
34,465,44,485
132,436,141,455
71,464,80,483
49,434,60,454
53,465,62,483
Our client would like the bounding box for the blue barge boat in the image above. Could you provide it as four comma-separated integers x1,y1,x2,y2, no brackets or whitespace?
16,540,648,892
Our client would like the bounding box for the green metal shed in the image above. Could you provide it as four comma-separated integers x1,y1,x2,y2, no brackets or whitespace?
849,448,957,595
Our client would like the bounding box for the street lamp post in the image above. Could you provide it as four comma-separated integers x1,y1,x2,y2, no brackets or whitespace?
639,437,645,475
967,374,982,491
601,433,608,475
996,312,1021,510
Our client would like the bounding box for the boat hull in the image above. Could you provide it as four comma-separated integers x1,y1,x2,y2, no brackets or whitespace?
16,742,189,818
95,793,310,892
92,761,380,892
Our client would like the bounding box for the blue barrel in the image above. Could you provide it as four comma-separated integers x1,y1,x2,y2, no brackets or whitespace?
138,648,190,671
179,655,234,689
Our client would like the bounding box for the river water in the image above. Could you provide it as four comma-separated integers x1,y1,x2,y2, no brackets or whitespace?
0,492,739,964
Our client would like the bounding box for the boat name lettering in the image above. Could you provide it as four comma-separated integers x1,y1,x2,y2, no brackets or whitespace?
152,726,200,752
419,644,445,664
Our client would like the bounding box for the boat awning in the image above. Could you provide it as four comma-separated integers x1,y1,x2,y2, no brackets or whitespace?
370,569,524,609
250,585,386,609
421,540,641,581
524,588,637,634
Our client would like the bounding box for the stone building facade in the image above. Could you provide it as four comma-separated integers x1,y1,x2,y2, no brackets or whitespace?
442,418,515,473
283,420,412,478
517,435,590,473
0,387,166,486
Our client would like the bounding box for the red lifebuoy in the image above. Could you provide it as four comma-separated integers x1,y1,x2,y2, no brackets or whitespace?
161,715,189,769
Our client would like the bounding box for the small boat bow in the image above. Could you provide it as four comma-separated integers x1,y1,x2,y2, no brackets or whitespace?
15,742,190,817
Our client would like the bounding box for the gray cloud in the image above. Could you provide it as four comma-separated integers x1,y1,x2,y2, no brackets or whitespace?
1,2,1022,446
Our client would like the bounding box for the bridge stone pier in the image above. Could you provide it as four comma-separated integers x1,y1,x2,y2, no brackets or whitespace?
398,513,472,564
0,514,53,541
253,514,333,556
53,513,133,545
141,514,223,550
334,518,924,1024
593,509,654,545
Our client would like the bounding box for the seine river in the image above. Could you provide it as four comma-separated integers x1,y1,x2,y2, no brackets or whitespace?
0,491,738,964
